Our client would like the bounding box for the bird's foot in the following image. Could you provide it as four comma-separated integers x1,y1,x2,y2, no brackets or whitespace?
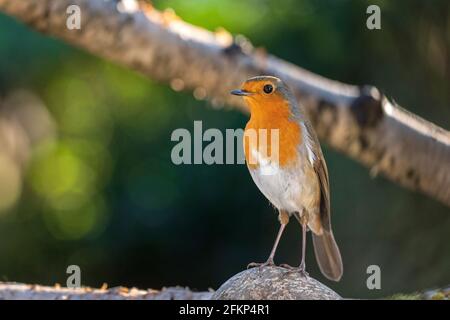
280,263,296,270
298,267,309,278
280,263,309,278
247,259,275,270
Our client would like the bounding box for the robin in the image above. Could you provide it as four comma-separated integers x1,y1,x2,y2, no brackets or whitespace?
231,76,343,281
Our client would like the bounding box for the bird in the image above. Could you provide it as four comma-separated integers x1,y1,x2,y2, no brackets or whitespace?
230,75,343,281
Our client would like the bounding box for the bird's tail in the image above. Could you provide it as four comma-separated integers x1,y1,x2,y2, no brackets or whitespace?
312,230,343,281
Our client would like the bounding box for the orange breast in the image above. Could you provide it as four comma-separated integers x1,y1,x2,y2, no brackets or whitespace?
243,100,302,169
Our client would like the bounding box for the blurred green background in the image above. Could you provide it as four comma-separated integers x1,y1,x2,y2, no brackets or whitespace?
0,0,449,298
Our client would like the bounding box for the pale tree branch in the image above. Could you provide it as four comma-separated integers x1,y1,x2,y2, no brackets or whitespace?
0,282,213,300
0,0,449,207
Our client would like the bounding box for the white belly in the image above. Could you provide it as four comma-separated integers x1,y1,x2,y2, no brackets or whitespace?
249,161,306,213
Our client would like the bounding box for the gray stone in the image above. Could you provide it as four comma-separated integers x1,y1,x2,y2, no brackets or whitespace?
212,266,341,300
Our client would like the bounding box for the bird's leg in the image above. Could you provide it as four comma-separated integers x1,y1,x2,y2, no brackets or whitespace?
247,210,289,269
299,219,308,276
247,224,285,269
281,211,309,277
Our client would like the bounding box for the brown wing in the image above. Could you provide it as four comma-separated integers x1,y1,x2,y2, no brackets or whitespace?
314,154,331,231
303,120,331,231
304,120,343,281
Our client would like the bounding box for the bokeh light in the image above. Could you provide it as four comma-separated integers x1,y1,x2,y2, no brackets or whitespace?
0,154,21,213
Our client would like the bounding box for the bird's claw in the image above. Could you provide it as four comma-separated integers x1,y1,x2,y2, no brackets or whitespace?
298,268,309,278
279,263,296,270
280,264,309,277
247,259,274,270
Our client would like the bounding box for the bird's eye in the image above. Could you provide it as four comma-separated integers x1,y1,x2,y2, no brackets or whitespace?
263,84,273,94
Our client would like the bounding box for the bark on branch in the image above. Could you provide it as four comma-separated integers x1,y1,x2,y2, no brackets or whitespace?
0,282,213,300
0,0,449,206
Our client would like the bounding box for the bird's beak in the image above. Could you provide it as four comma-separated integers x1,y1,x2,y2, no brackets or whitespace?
230,89,252,96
